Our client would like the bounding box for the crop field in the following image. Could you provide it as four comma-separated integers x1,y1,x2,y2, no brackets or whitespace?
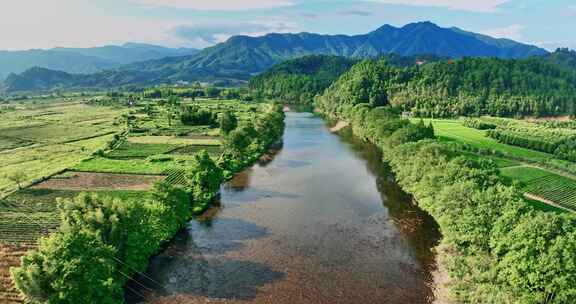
169,145,222,156
414,119,552,161
32,172,164,191
127,136,221,146
500,166,576,211
105,142,180,159
414,118,576,212
0,99,123,195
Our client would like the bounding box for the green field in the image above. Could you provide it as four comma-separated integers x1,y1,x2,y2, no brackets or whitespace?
415,119,553,161
0,100,122,195
413,118,576,212
106,142,181,159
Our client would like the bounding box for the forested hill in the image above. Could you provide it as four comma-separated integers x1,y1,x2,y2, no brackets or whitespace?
249,54,443,104
249,55,357,104
316,56,576,118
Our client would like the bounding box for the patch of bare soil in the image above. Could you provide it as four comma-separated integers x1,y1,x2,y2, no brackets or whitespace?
0,244,33,304
524,115,571,123
32,172,164,191
329,121,349,132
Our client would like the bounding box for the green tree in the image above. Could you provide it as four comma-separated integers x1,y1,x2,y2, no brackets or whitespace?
218,111,238,135
11,227,121,304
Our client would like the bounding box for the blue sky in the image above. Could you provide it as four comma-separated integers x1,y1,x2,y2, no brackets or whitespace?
1,0,575,50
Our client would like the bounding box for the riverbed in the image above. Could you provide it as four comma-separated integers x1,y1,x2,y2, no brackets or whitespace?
127,112,440,304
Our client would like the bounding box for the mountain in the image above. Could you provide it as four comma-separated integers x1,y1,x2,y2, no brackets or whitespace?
118,21,547,81
0,43,198,80
3,22,550,92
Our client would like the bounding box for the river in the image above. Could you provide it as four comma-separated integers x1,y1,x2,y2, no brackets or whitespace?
127,112,440,304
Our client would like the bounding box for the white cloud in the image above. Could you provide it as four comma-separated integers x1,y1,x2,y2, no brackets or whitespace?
133,0,295,11
368,0,509,12
172,19,300,48
481,24,525,41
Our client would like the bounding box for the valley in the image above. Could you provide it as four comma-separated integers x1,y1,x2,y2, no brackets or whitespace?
1,11,576,304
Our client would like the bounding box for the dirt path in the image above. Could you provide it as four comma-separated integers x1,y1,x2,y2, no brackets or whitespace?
523,193,572,212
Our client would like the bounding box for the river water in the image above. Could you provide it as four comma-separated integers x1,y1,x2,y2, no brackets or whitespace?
127,112,440,304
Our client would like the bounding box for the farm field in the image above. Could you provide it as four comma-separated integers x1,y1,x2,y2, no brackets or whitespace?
0,89,279,303
413,119,552,161
414,118,576,212
0,99,123,195
500,166,576,212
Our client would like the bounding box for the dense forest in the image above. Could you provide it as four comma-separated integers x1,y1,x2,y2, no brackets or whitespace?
316,67,576,303
249,55,356,104
316,55,576,117
249,54,443,104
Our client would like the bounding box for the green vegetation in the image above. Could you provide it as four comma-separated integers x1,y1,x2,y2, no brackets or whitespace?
500,166,576,211
0,99,122,195
5,90,286,303
105,142,180,159
316,59,576,303
250,55,356,104
316,57,576,118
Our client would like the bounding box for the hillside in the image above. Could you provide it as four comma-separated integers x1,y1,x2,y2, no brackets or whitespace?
249,54,443,104
249,55,357,103
119,21,547,81
0,43,198,80
316,56,576,118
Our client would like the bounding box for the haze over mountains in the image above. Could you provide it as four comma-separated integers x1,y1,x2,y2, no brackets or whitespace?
1,22,551,93
0,43,199,80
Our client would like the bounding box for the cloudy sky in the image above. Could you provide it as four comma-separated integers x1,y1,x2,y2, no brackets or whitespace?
1,0,575,51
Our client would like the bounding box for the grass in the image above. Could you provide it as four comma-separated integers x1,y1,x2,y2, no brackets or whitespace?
415,119,552,162
413,118,576,212
499,166,553,185
0,134,117,195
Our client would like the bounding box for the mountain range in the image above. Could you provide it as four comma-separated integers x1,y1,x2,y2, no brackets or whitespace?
2,22,551,93
0,43,198,80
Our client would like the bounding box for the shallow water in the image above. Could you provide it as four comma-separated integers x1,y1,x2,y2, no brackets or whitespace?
127,112,440,304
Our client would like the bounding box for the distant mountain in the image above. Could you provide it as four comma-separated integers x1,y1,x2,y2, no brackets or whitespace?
2,67,160,93
118,21,547,81
0,43,198,79
2,22,550,92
